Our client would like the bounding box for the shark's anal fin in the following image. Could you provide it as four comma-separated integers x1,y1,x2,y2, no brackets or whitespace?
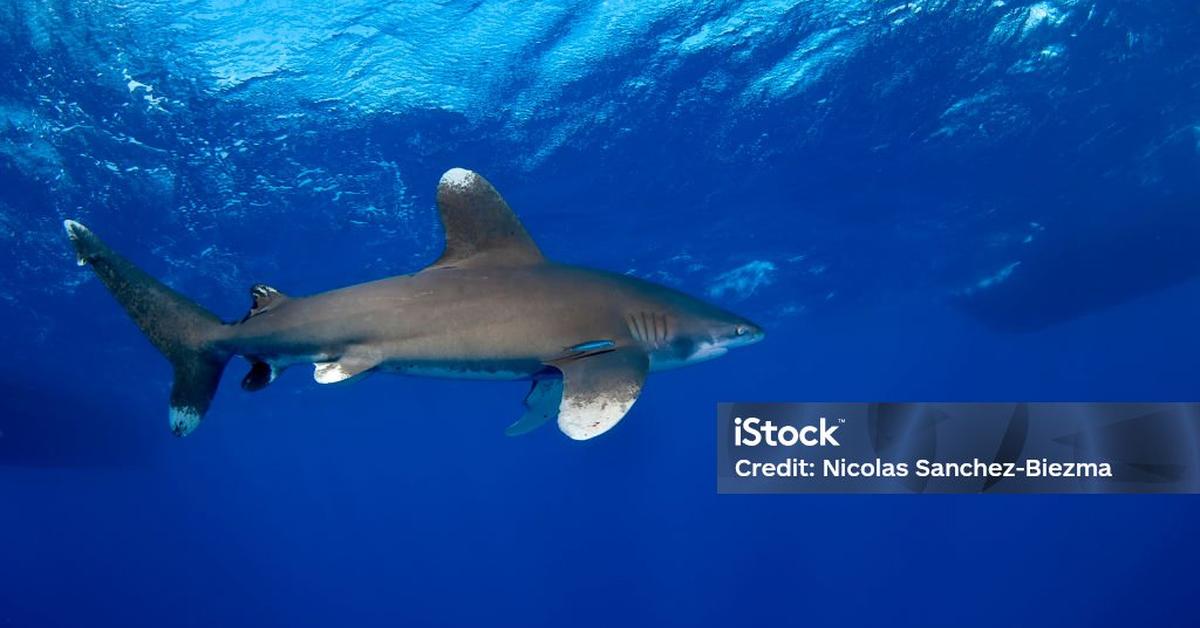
241,359,280,392
550,347,649,441
313,351,380,385
505,377,564,436
431,168,544,268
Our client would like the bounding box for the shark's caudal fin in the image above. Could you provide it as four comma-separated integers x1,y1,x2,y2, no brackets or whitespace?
64,220,229,436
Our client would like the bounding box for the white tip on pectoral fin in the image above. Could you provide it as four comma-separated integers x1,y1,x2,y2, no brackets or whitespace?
557,393,639,441
550,347,649,441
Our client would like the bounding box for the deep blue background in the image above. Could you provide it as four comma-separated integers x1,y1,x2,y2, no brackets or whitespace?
2,1,1198,626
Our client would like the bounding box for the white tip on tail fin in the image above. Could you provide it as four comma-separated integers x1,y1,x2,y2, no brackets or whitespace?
63,218,86,237
66,220,231,436
170,406,202,437
63,219,91,265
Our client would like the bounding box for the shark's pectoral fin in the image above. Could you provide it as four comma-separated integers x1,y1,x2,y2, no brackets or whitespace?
505,377,564,436
313,351,380,385
551,347,649,441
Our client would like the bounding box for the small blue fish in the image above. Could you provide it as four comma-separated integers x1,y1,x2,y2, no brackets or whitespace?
568,339,615,353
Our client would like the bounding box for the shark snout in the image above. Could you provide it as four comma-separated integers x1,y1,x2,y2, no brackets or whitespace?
733,321,766,347
709,319,764,351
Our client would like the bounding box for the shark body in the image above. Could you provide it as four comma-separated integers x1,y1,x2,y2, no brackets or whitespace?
65,168,763,440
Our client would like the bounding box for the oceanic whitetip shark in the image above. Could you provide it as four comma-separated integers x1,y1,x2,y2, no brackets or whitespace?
64,168,764,440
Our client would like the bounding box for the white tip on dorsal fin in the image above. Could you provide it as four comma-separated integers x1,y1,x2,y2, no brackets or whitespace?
431,168,544,268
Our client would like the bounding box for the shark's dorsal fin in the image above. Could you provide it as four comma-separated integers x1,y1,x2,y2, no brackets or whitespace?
245,284,287,319
431,168,544,268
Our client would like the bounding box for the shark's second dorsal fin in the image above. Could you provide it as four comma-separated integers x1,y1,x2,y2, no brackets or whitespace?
244,283,287,320
431,168,544,268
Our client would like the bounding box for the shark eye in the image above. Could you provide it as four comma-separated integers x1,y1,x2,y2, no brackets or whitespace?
735,325,747,336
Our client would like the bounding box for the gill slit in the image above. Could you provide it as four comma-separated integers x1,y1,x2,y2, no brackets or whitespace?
626,311,670,348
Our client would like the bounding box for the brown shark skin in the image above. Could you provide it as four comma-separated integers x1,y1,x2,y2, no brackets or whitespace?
224,261,757,379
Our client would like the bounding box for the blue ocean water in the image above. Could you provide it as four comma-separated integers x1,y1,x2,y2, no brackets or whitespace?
2,1,1199,626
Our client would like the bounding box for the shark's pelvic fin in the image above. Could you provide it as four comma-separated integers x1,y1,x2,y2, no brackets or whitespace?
551,347,649,441
313,350,381,384
505,377,564,436
431,168,544,268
